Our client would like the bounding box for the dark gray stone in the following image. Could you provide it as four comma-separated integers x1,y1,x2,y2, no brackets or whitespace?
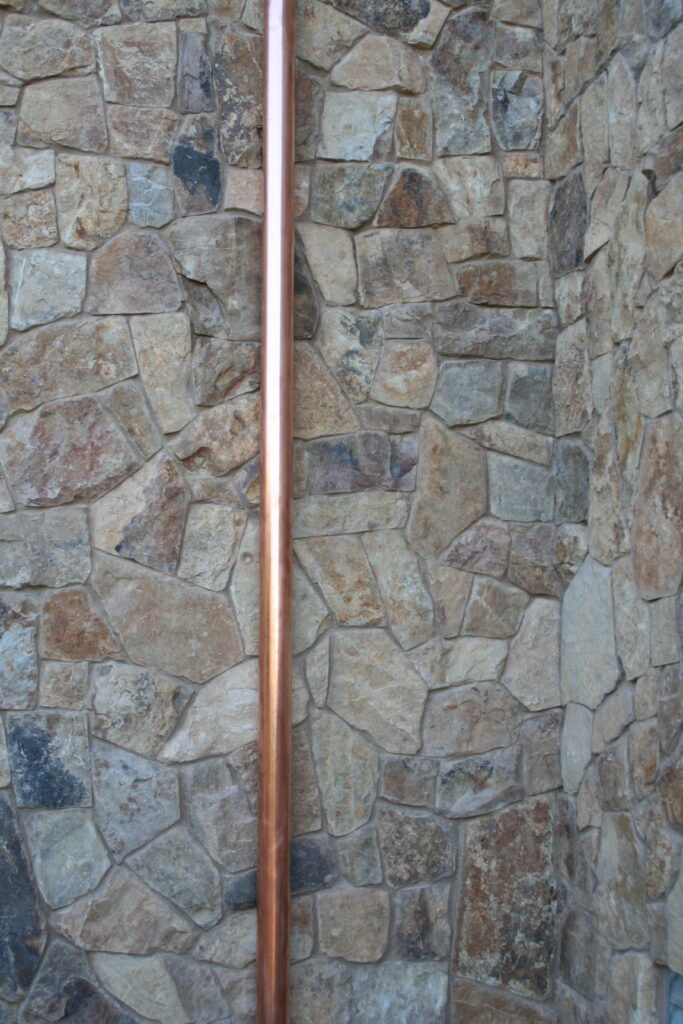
392,883,451,960
173,115,222,215
294,243,319,339
328,0,431,35
311,163,391,229
492,70,543,150
379,805,455,887
306,432,392,494
506,363,554,434
548,170,587,277
560,908,595,1000
6,713,89,809
0,794,44,1001
434,303,558,360
178,29,213,114
223,870,258,911
296,70,324,163
554,439,590,523
291,836,338,894
184,280,225,337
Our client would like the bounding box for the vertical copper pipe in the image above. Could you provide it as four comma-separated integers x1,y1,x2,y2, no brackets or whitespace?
257,0,295,1021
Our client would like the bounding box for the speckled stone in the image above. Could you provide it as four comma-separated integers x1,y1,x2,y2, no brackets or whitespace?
0,793,44,1000
6,711,90,809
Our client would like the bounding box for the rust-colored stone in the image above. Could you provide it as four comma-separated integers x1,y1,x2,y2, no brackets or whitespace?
41,588,121,662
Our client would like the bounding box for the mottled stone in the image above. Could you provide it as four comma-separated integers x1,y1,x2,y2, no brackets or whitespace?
18,77,106,152
466,420,552,466
86,232,182,315
173,114,222,216
318,308,382,404
424,682,520,757
92,953,188,1024
329,629,427,754
451,979,555,1023
294,344,358,439
352,963,448,1024
318,91,396,161
193,337,259,408
611,559,649,681
130,313,193,433
317,888,389,962
368,341,436,409
462,577,528,639
436,156,503,220
108,106,179,161
395,96,433,161
298,222,356,305
357,229,455,306
0,510,90,590
295,535,382,627
178,27,212,114
561,702,592,794
170,392,260,475
491,70,543,150
561,556,618,708
184,760,256,871
644,175,683,274
96,23,176,107
376,167,450,229
363,530,432,648
195,908,256,969
92,662,191,759
552,320,592,437
504,600,561,714
438,217,508,262
456,798,555,997
310,164,383,231
291,834,338,895
431,360,503,426
427,565,471,638
293,492,410,537
121,0,206,15
633,415,683,599
595,814,648,949
0,145,54,197
380,756,437,809
40,588,119,664
212,30,262,166
588,413,628,564
548,170,587,277
92,552,242,683
668,869,683,975
392,883,450,961
55,155,127,251
521,710,562,796
0,794,44,1000
455,260,538,308
1,188,57,250
554,439,590,523
104,381,162,460
127,825,221,927
24,810,109,909
333,35,422,92
488,454,553,522
379,805,454,888
53,867,194,954
437,747,521,818
178,504,245,591
508,180,549,259
127,161,174,228
435,302,558,360
444,636,508,685
0,14,93,80
0,598,38,710
443,518,509,579
336,827,381,888
39,662,87,712
9,249,86,331
311,709,378,836
6,711,89,809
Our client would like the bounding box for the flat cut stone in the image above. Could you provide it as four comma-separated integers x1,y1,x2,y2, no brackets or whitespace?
312,709,378,836
92,552,242,683
6,711,90,809
10,249,86,331
295,535,383,627
329,629,427,754
379,805,455,888
317,888,389,962
395,96,433,160
455,260,538,307
393,883,451,961
503,598,560,711
431,360,503,425
465,420,552,466
170,392,260,475
92,662,191,758
356,229,455,306
96,23,176,107
18,77,107,152
130,313,193,433
561,556,619,709
56,155,127,251
363,530,433,649
423,683,521,757
351,963,448,1024
86,232,182,315
0,794,44,1001
318,92,396,161
23,809,109,908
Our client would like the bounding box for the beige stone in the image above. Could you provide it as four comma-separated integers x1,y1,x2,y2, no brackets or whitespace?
317,888,389,963
502,599,561,711
595,814,648,949
667,869,683,975
463,577,528,639
612,558,649,681
423,682,521,757
294,343,358,439
645,173,683,279
607,54,637,169
561,703,592,794
293,492,410,538
427,565,471,638
356,229,455,306
1,188,57,250
444,636,508,686
18,76,107,152
295,0,366,71
108,106,179,161
298,223,356,305
434,156,504,219
318,91,396,161
588,412,628,565
170,392,260,475
0,14,93,80
329,629,427,754
86,232,182,315
95,23,176,107
585,168,629,258
55,154,127,251
331,35,424,93
178,505,246,592
312,709,378,836
130,313,194,433
561,556,619,709
363,530,432,649
553,320,592,437
370,341,437,409
394,96,432,161
295,535,383,627
0,145,55,196
633,414,683,599
463,420,552,465
93,954,188,1024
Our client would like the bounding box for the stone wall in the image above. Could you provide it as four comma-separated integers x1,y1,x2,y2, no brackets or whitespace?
0,0,679,1022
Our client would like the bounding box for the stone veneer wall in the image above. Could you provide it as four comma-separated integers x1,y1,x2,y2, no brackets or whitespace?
0,0,680,1022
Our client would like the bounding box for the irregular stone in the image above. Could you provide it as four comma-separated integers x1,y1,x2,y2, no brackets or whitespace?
177,504,245,591
395,96,433,161
0,598,38,710
55,154,127,251
451,979,556,1023
660,748,683,828
508,180,549,259
108,105,179,161
0,510,90,590
293,492,410,537
444,636,508,685
495,23,541,70
380,756,437,808
309,163,386,231
434,302,558,360
392,883,450,961
0,793,44,1000
185,760,256,871
92,953,188,1024
0,14,93,80
561,556,618,709
167,214,260,338
455,260,538,307
435,156,503,219
195,909,256,969
170,392,260,476
409,418,486,557
296,68,324,163
491,70,543,150
316,888,389,964
127,825,221,927
585,168,629,259
650,596,679,666
329,629,427,754
318,308,382,403
40,588,119,664
18,77,106,152
53,867,194,954
298,222,356,305
23,809,109,909
92,552,242,682
633,415,683,599
521,710,562,795
431,360,503,426
291,834,338,895
370,341,437,409
318,91,396,161
379,804,454,888
645,174,683,281
103,381,162,460
193,336,259,406
96,23,176,107
552,320,591,436
548,170,587,277
295,535,382,627
438,217,508,262
9,249,86,331
595,813,648,949
363,530,432,648
588,413,628,564
462,577,528,639
178,26,212,114
121,0,206,15
332,34,424,92
0,145,54,196
337,826,382,886
91,454,189,573
6,711,90,809
608,953,658,1024
561,702,592,794
465,420,552,466
668,867,683,974
488,454,553,522
456,798,555,997
86,232,182,315
352,963,448,1024
1,188,57,250
39,661,88,711
437,747,521,818
424,682,521,757
664,21,683,128
554,438,590,523
501,598,560,714
127,161,174,228
430,70,490,157
632,297,674,420
376,167,450,228
356,229,455,306
294,343,358,439
0,317,135,414
92,662,191,759
290,959,351,1024
173,114,222,216
443,518,509,579
130,312,193,432
427,565,471,637
611,558,649,681
311,709,378,836
212,30,262,166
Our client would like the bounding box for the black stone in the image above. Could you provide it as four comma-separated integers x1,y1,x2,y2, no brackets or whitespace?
6,718,86,809
223,870,258,911
554,439,590,523
294,243,319,340
328,0,430,35
291,836,338,894
0,794,44,1002
548,170,587,277
173,116,222,215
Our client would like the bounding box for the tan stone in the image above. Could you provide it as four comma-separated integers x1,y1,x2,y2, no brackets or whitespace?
451,980,555,1024
0,145,55,196
92,662,191,759
633,414,683,599
455,261,538,307
645,173,683,279
95,23,176,107
329,629,427,754
502,598,560,711
585,168,629,258
108,106,179,161
561,703,592,794
1,188,57,249
434,156,504,219
293,492,410,538
92,552,243,683
427,565,471,638
55,154,126,251
86,232,182,315
408,417,486,558
370,341,437,409
423,682,520,757
18,76,107,152
103,380,162,460
312,709,378,836
318,91,396,162
463,577,528,640
130,313,194,433
170,392,260,475
331,35,424,93
553,320,592,437
607,54,637,170
0,14,93,80
667,868,683,975
612,558,649,681
544,101,581,180
588,412,629,565
595,814,648,949
295,535,383,627
463,420,552,465
41,587,121,662
317,888,389,962
294,343,358,439
438,217,509,263
356,229,455,307
363,530,433,649
394,96,432,161
298,223,356,305
92,954,188,1024
178,505,246,592
295,0,365,71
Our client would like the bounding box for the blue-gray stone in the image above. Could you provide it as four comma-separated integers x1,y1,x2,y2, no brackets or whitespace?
291,836,338,894
6,713,90,809
554,439,590,523
311,164,392,229
127,162,174,228
0,794,44,1001
173,115,222,215
0,597,39,710
294,242,319,340
488,454,554,522
223,870,257,912
492,70,543,150
505,363,554,434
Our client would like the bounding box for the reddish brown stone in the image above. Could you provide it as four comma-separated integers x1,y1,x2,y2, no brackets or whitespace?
633,415,683,599
376,168,451,228
41,588,121,662
508,524,563,597
455,261,538,307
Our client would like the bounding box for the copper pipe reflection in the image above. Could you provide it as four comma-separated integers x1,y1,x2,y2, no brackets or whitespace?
257,0,295,1021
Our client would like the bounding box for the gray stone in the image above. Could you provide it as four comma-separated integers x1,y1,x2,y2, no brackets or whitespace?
423,683,521,757
86,232,182,315
195,909,256,969
92,740,179,860
633,415,683,600
492,71,543,150
521,710,562,795
444,636,508,685
0,510,90,589
128,825,221,927
436,747,521,818
431,71,490,157
18,77,107,152
318,308,382,404
92,662,192,758
212,29,262,166
108,105,179,162
488,454,553,522
561,556,619,709
311,163,391,229
0,145,55,197
127,162,174,227
351,963,448,1024
356,229,456,306
503,598,561,711
185,759,256,871
380,756,437,808
305,432,391,494
337,827,382,887
431,360,503,425
173,114,222,215
434,302,557,360
311,709,378,836
0,794,44,1000
363,530,433,648
595,814,648,949
92,953,188,1024
317,888,389,962
178,27,212,114
379,805,455,888
549,170,587,277
178,505,246,592
561,703,593,794
103,381,162,460
427,565,471,637
193,336,259,406
293,492,410,538
10,249,86,330
463,420,552,466
612,559,649,681
95,23,176,107
554,439,590,522
23,809,109,908
291,834,338,895
392,883,451,961
291,959,351,1024
6,711,90,809
0,15,93,81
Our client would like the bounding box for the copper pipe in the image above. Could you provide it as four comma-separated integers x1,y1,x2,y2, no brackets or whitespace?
257,0,295,1021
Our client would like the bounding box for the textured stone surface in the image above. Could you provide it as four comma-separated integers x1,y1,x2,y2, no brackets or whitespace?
561,557,619,709
332,34,424,92
178,504,246,591
128,161,174,227
370,341,437,409
436,747,521,818
170,392,260,475
595,813,648,949
319,92,397,161
492,70,543,150
172,114,222,216
488,454,553,522
312,709,378,835
317,888,389,962
92,953,188,1024
295,535,383,627
0,597,39,710
6,711,90,809
0,793,44,1000
108,106,179,161
18,77,107,152
431,360,503,426
424,683,521,757
462,577,528,638
0,510,91,589
10,249,87,331
127,824,221,926
379,804,455,888
130,313,194,433
86,232,182,315
41,587,120,662
503,598,561,710
92,662,191,758
23,809,109,908
55,155,127,250
294,344,358,439
356,229,456,306
633,415,683,599
0,145,55,196
96,23,176,107
1,188,57,250
363,530,432,649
